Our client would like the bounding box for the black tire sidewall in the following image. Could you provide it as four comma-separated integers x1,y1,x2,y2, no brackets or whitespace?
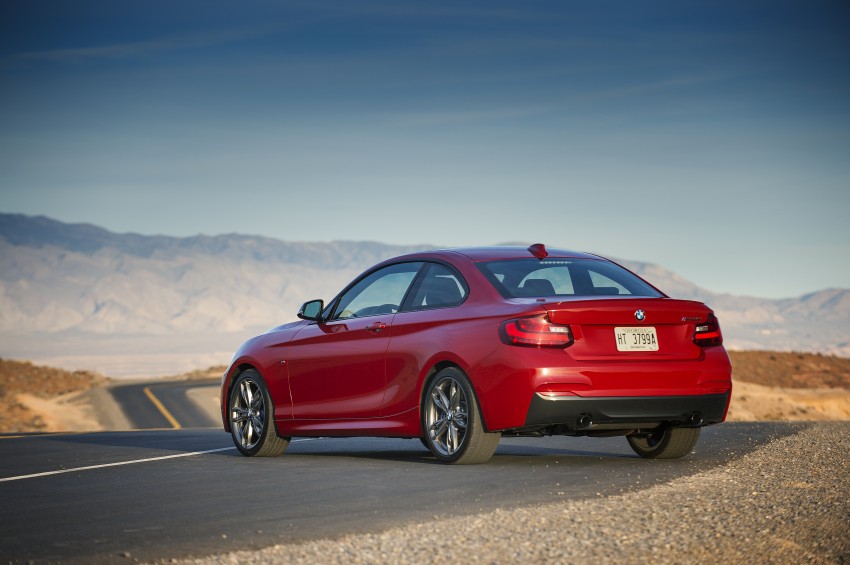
627,426,700,459
627,428,672,458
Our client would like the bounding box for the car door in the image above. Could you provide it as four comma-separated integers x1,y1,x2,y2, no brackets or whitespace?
285,262,423,420
382,262,472,416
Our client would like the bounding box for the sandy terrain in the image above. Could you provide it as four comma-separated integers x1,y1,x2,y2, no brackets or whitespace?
14,390,104,432
727,380,850,421
0,358,107,433
1,352,849,433
726,350,850,421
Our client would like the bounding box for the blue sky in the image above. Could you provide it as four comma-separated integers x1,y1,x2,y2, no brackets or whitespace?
1,1,848,298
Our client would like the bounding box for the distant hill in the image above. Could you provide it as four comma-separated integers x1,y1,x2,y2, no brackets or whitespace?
0,214,425,335
0,213,427,270
1,213,847,375
618,259,850,356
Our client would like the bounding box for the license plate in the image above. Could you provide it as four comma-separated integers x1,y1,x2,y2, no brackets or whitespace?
614,326,659,351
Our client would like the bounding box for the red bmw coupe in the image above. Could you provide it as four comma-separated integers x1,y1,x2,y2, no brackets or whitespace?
221,244,732,464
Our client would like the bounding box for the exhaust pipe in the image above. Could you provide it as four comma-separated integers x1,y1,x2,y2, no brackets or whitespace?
576,413,593,429
687,412,703,427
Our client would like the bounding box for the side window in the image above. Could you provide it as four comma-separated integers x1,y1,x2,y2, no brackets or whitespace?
405,263,467,310
332,262,422,320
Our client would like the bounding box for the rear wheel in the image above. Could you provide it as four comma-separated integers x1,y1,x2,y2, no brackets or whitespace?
228,370,289,457
627,426,700,459
422,367,500,464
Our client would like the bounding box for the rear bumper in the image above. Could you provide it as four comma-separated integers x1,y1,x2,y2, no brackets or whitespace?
522,392,731,430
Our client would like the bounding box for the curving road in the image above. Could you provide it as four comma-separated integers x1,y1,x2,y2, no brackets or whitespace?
0,422,807,564
109,378,221,429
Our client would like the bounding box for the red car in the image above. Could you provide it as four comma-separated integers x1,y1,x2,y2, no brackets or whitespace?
221,244,732,464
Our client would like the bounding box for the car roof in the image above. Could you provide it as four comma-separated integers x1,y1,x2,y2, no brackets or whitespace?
390,245,604,263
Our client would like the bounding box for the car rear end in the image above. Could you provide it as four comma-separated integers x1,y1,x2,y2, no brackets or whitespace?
467,249,732,437
518,298,732,432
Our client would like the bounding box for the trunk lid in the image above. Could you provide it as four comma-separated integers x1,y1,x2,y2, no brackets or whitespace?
543,297,713,361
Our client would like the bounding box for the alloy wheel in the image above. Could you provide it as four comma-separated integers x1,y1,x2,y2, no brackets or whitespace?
425,375,469,456
230,377,265,450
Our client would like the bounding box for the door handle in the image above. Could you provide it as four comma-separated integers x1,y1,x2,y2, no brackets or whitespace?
365,322,387,333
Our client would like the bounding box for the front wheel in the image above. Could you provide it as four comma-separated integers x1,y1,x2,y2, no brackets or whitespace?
422,367,500,464
228,370,289,457
627,426,701,459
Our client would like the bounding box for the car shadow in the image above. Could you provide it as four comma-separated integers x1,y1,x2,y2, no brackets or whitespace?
37,421,808,466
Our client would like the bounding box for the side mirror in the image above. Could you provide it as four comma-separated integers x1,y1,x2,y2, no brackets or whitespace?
297,299,324,321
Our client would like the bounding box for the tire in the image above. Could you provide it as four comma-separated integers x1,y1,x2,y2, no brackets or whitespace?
228,370,290,457
422,367,500,464
627,426,701,459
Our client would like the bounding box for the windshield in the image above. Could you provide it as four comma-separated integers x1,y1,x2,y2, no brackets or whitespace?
477,258,664,299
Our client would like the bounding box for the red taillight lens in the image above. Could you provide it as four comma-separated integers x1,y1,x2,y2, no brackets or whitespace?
694,313,723,347
500,316,573,348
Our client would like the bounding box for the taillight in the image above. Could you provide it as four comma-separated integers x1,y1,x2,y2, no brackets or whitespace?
694,313,723,347
500,315,573,348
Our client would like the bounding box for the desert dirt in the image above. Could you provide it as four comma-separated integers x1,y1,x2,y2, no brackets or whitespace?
726,350,850,421
0,352,849,433
0,358,108,433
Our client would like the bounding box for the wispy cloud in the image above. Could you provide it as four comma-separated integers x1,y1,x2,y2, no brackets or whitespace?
388,72,729,128
599,73,733,98
302,1,551,23
11,28,267,64
391,105,553,127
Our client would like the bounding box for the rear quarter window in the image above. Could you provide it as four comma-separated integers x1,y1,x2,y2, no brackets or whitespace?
403,262,468,311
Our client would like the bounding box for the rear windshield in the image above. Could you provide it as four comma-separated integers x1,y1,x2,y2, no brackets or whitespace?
477,258,664,299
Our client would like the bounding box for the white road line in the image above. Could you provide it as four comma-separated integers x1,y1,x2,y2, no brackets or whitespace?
0,438,321,483
0,447,236,483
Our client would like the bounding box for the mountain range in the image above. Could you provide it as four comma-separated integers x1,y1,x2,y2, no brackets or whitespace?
1,213,847,376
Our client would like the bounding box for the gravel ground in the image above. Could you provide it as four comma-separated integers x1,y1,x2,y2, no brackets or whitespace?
167,423,850,565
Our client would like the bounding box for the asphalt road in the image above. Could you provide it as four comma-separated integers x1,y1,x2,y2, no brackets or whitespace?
0,422,807,564
109,378,221,429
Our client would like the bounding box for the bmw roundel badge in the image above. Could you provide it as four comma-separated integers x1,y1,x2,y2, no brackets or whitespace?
635,309,646,321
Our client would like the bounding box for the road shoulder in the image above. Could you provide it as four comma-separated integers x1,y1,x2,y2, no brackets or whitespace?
170,422,850,565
